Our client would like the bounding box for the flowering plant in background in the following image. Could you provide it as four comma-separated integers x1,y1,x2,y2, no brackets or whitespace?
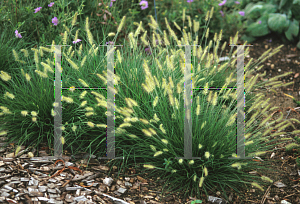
48,2,55,7
218,0,226,6
220,10,224,17
34,7,42,13
52,17,58,26
4,1,85,46
217,0,245,39
144,47,151,55
139,0,149,10
73,39,82,44
238,11,245,16
110,0,116,7
106,41,115,45
15,30,22,38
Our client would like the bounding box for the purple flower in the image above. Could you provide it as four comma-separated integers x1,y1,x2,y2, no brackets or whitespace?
145,47,151,55
110,0,116,7
187,0,194,3
258,20,261,24
235,1,240,4
238,11,245,16
73,39,82,44
220,10,224,17
34,7,42,13
15,30,22,38
218,0,226,6
48,2,54,7
52,17,58,26
139,0,149,10
268,39,272,42
106,41,115,45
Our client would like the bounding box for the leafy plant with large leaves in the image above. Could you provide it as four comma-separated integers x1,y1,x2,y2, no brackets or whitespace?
239,0,300,48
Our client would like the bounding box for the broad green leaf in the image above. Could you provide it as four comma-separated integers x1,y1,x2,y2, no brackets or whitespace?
261,3,278,15
245,3,265,19
279,0,289,8
244,3,255,15
291,3,300,21
287,10,292,19
285,19,299,41
279,0,293,12
268,13,290,33
246,19,270,37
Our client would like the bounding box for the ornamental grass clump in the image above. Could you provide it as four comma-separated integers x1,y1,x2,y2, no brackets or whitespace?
100,9,300,202
1,8,300,203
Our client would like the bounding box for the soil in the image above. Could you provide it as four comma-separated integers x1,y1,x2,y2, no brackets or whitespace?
1,32,300,204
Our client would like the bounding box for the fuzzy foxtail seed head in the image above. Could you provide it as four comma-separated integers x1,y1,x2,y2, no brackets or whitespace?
142,129,152,137
261,176,273,183
196,105,201,116
204,151,210,159
163,30,170,46
205,28,210,39
199,176,205,187
153,96,159,107
144,164,156,169
154,151,163,157
182,8,186,22
117,16,126,33
12,49,19,61
203,167,208,177
28,152,34,158
150,145,156,152
71,12,78,26
210,7,214,18
207,91,212,103
20,49,29,57
63,31,68,45
173,22,181,31
78,79,89,87
251,182,264,191
134,21,142,37
193,20,200,33
187,15,192,28
15,146,22,156
60,136,65,145
108,32,115,37
212,92,218,106
205,11,210,21
4,92,15,100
